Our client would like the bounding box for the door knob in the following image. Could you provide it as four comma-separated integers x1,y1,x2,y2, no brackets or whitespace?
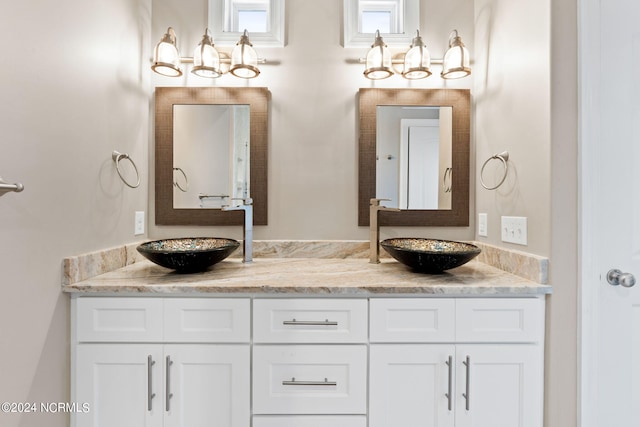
607,269,637,288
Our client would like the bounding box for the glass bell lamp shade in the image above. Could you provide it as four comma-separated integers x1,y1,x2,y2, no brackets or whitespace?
230,30,260,79
192,29,222,78
402,30,431,79
151,27,182,77
364,30,393,80
441,30,471,79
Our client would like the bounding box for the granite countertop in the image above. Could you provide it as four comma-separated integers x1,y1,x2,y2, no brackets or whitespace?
62,257,551,296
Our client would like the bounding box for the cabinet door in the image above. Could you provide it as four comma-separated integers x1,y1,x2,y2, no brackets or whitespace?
74,344,163,427
455,344,543,427
369,344,455,427
163,345,250,427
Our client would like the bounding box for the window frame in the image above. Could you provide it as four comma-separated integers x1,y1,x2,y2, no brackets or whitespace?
208,0,285,47
344,0,419,48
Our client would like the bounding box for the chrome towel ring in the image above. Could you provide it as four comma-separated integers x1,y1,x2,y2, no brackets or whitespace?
112,151,140,189
0,176,24,197
173,167,188,192
443,167,453,193
480,151,509,190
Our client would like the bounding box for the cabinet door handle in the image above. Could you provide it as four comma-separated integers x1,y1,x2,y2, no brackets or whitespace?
282,319,338,326
166,356,174,412
462,356,471,411
445,355,453,411
147,355,156,411
282,377,337,386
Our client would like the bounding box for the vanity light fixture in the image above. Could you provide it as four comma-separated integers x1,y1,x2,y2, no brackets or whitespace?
151,27,264,79
363,30,394,80
151,27,182,77
402,30,431,79
361,29,471,80
192,29,223,78
230,30,260,78
441,29,471,79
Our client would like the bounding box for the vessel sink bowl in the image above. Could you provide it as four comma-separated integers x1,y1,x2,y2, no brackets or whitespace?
137,237,240,273
381,238,481,273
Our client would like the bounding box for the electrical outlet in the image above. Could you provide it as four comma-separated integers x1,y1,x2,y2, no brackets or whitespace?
478,213,488,237
135,211,145,236
501,216,527,245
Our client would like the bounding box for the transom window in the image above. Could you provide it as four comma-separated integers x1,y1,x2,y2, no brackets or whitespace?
208,0,284,47
344,0,418,48
359,0,403,34
226,0,270,33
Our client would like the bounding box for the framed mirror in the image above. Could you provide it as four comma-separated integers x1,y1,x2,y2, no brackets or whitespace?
155,86,268,226
358,88,470,226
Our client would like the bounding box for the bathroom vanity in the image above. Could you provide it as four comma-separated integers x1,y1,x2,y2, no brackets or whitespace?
64,255,550,427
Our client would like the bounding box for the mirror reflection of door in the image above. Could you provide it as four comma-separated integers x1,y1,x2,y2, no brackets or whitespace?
400,120,439,209
376,106,452,210
173,104,250,209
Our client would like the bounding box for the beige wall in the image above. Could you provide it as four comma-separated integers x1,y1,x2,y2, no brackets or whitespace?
0,1,151,426
149,0,476,242
547,0,578,425
473,0,552,257
0,0,578,426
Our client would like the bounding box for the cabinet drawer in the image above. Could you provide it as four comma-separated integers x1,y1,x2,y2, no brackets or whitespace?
369,298,456,342
253,299,368,343
253,415,367,427
76,297,163,342
456,298,545,343
164,298,250,342
253,345,367,414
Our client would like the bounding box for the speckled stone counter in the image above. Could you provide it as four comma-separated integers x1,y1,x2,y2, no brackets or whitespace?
62,257,551,296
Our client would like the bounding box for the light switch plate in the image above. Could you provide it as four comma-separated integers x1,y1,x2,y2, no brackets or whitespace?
134,211,145,236
478,213,488,237
501,216,527,245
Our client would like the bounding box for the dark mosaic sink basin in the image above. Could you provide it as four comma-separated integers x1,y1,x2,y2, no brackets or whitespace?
381,238,481,273
137,237,240,273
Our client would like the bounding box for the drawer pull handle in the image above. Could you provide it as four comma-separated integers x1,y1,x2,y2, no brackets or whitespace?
445,355,453,411
282,377,337,386
282,319,338,326
463,356,471,411
147,355,156,411
166,356,174,412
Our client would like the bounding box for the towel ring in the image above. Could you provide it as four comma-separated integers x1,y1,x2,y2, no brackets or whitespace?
173,167,188,192
443,167,453,193
112,151,140,189
480,151,509,190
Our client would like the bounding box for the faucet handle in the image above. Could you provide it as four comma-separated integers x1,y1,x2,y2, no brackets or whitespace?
231,197,253,205
370,198,391,206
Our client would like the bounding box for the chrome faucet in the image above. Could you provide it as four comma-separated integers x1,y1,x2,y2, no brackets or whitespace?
222,198,253,263
370,198,400,264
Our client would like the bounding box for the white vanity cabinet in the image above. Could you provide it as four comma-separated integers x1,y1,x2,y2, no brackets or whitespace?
369,298,545,427
72,297,251,427
70,295,545,427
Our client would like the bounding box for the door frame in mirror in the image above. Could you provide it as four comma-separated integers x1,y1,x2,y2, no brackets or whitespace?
358,88,470,226
155,86,268,226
